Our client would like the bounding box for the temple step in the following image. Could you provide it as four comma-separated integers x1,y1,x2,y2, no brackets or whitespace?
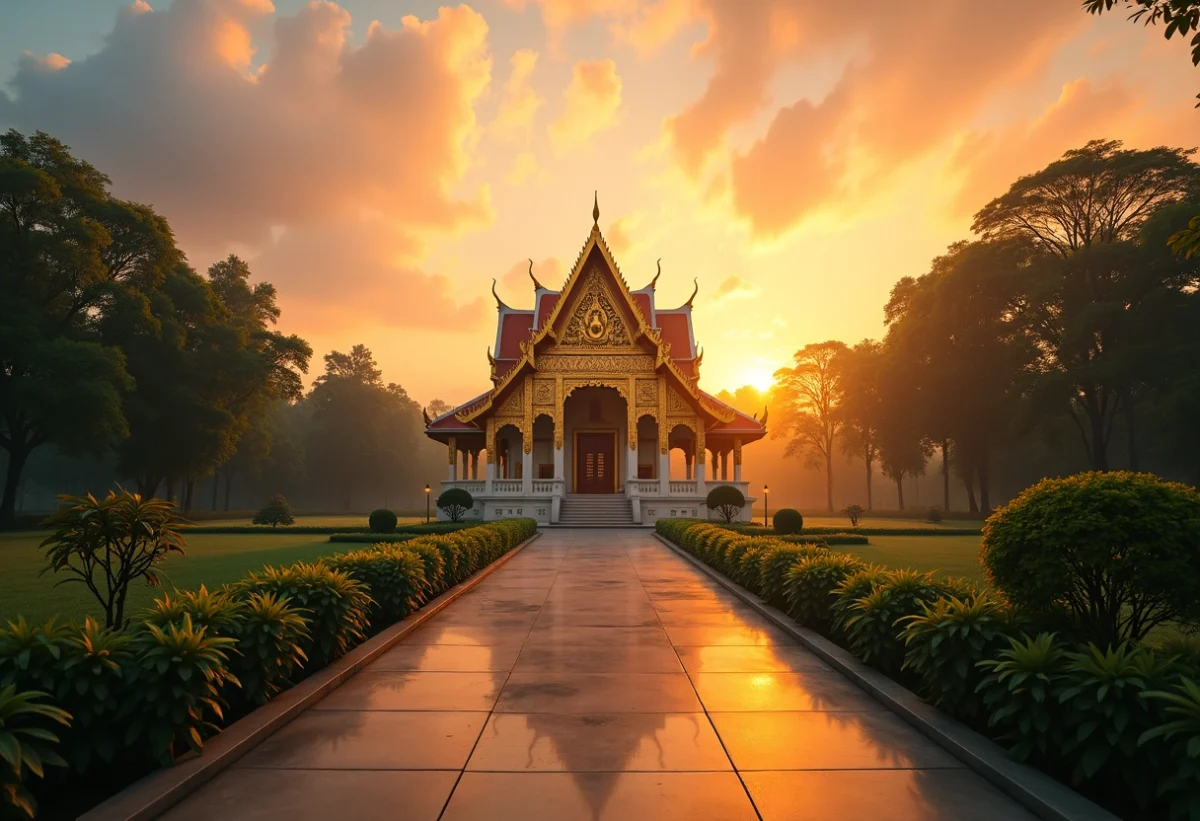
558,494,635,526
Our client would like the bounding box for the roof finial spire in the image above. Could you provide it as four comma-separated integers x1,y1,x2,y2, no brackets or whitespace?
684,277,698,308
528,258,544,290
592,190,599,227
491,278,507,310
650,258,661,289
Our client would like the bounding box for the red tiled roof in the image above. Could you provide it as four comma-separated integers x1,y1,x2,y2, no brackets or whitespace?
657,311,693,359
700,391,766,435
535,293,559,327
497,312,534,359
427,392,489,431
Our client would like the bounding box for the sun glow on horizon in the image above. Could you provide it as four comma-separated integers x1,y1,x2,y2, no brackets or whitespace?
740,365,776,394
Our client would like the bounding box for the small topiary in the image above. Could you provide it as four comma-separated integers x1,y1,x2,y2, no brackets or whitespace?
773,508,803,534
437,488,474,522
706,485,747,523
368,508,398,533
981,471,1200,647
253,494,295,528
926,506,942,524
842,504,865,527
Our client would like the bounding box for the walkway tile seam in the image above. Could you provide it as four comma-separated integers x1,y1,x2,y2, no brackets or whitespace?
630,539,766,821
434,544,564,821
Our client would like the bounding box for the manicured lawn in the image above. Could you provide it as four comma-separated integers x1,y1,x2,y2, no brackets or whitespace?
182,514,429,528
837,534,988,583
748,513,982,531
0,530,342,624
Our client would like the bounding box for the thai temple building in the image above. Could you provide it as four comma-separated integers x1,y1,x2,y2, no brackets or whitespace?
423,197,767,526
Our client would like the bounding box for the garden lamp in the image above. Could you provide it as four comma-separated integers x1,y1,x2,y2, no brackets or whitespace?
425,484,431,523
764,484,769,526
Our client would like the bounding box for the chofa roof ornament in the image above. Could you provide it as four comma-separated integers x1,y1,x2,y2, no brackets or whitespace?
684,277,699,309
592,191,600,227
528,258,545,290
491,278,508,311
648,258,661,290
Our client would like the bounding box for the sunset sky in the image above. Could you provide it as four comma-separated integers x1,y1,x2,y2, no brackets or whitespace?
2,0,1197,411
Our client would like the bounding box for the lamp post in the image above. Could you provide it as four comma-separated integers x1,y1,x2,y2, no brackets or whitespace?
764,484,769,527
425,484,431,523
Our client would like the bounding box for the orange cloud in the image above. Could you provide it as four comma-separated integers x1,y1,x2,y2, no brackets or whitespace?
0,0,494,331
549,58,622,149
712,273,759,302
499,257,565,296
493,48,543,139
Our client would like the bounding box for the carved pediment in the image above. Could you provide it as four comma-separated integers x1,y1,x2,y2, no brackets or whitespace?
558,267,634,349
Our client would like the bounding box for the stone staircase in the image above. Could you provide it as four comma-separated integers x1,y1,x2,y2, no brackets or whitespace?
556,494,636,527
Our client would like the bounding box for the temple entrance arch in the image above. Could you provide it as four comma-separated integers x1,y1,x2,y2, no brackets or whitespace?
563,385,627,494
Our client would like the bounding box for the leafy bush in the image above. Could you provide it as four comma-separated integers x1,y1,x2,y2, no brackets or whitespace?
757,544,827,608
1140,677,1200,821
780,533,869,546
234,563,371,668
784,553,867,634
40,491,187,628
125,615,238,765
368,509,398,534
772,508,803,534
0,618,74,693
828,565,889,641
52,618,132,773
326,546,429,626
734,542,772,592
1056,642,1178,809
842,569,946,677
0,685,71,820
223,593,310,708
400,542,447,593
926,506,943,524
977,633,1069,765
842,504,864,527
706,485,746,524
899,593,1018,723
252,494,295,528
143,586,243,634
981,471,1200,646
437,488,474,522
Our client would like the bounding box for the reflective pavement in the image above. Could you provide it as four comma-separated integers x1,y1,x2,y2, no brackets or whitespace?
162,529,1037,821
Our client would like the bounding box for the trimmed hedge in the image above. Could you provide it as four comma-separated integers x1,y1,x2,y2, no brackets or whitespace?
180,521,480,535
328,533,419,545
0,518,537,818
655,517,1200,820
733,523,980,537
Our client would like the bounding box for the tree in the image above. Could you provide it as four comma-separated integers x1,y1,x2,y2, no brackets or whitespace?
0,130,173,528
253,494,294,527
706,485,746,523
437,488,474,522
1084,1,1200,103
836,341,884,510
973,139,1200,470
39,490,186,628
772,341,848,512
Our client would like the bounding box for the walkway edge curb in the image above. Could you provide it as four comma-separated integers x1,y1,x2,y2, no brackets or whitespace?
653,532,1119,821
80,531,543,821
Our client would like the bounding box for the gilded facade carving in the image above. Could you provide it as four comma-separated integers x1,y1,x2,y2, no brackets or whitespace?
636,378,658,406
559,268,633,348
539,354,655,372
554,376,564,449
563,379,629,402
523,375,534,454
448,436,457,466
497,384,523,416
658,379,668,454
696,424,706,465
533,379,555,406
667,386,691,416
734,438,743,467
485,418,495,464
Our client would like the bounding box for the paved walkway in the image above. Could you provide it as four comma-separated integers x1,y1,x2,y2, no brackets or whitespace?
164,529,1036,821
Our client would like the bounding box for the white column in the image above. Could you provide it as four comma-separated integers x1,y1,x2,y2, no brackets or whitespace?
734,458,742,482
627,445,638,485
522,447,533,495
659,450,670,496
485,462,494,495
554,446,565,481
696,453,707,497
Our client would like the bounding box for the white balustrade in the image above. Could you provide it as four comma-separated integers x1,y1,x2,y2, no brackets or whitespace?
631,480,659,495
531,480,556,494
669,481,698,495
493,480,522,494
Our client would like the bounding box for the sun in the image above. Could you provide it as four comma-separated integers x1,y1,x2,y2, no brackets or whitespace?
741,365,776,393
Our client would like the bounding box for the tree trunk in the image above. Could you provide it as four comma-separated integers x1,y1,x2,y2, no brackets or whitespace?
1125,392,1139,472
864,452,874,511
224,470,234,511
963,470,979,515
0,445,31,530
211,472,219,511
825,449,834,513
941,439,950,512
183,478,195,512
978,455,992,515
895,477,905,511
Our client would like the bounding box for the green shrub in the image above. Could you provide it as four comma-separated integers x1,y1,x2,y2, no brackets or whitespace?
899,593,1019,723
328,533,417,545
40,491,187,628
842,504,865,527
1139,677,1200,821
926,506,943,524
253,494,295,527
706,485,746,524
0,618,74,693
437,488,474,522
125,615,238,765
784,553,867,634
981,471,1200,646
829,565,889,641
326,546,429,627
223,593,310,708
368,509,398,533
780,533,869,546
52,618,133,773
734,542,772,592
843,569,945,677
1153,633,1200,678
0,685,71,820
977,633,1070,765
143,585,243,634
757,544,827,608
234,563,371,669
403,542,447,593
773,508,803,534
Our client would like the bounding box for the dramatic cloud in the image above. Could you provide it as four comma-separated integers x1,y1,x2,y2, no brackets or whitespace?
499,256,566,297
605,212,642,256
712,273,759,302
0,0,495,329
492,48,543,139
549,58,622,149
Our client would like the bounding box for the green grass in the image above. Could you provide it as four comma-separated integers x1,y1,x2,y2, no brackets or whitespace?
0,530,343,624
747,514,982,531
181,514,428,528
837,534,987,583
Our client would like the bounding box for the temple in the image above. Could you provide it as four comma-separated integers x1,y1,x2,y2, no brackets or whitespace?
423,196,767,526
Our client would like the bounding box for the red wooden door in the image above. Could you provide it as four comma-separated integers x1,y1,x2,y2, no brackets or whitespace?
575,433,615,493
